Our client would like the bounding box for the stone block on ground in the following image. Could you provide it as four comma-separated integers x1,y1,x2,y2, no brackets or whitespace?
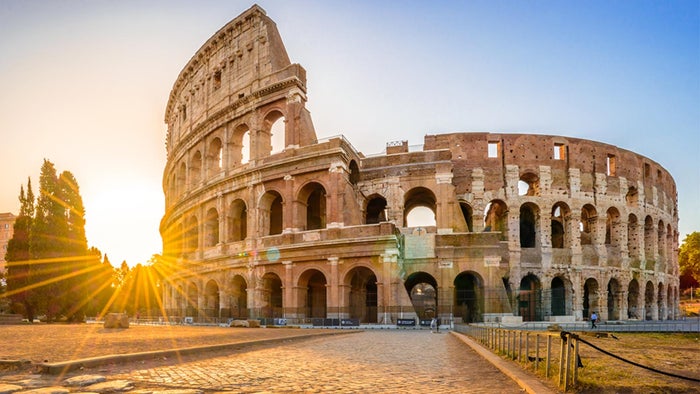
64,375,106,387
230,320,248,327
103,313,129,329
247,320,260,328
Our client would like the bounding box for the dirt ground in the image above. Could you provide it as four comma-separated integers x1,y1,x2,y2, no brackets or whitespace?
0,323,330,364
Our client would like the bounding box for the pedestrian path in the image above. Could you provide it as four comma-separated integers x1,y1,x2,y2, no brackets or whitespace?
115,330,529,393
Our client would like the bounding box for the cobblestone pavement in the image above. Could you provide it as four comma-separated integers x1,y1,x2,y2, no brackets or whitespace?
111,330,526,393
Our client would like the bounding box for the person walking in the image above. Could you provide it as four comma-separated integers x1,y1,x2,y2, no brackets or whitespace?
590,311,598,328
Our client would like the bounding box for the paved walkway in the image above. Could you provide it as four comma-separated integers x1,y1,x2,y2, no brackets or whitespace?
111,330,530,393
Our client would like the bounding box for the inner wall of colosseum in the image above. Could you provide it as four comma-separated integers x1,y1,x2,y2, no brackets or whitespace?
159,5,679,325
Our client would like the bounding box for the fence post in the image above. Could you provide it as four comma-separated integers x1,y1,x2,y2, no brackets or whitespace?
535,334,540,372
525,332,530,365
546,334,552,378
573,335,580,386
558,335,566,387
564,333,572,390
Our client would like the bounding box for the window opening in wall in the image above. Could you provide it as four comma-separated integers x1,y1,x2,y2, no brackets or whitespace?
270,117,285,154
518,181,529,196
366,196,387,224
218,147,223,169
460,202,474,232
488,142,499,158
213,70,221,90
406,206,436,227
241,131,250,164
181,104,187,121
644,163,650,178
656,169,662,181
553,143,566,160
606,154,616,176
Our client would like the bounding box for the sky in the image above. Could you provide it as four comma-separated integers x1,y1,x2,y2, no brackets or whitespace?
0,0,698,267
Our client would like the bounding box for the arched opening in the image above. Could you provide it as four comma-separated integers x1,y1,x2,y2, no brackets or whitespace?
186,282,198,318
607,278,621,320
404,272,438,320
460,202,474,232
657,220,666,262
644,216,654,266
484,200,508,240
519,274,542,321
666,285,673,319
261,273,283,318
299,182,326,231
583,278,599,321
184,215,198,252
644,281,655,320
177,162,187,196
551,277,567,316
365,195,387,224
580,204,597,245
260,191,283,236
230,275,248,319
300,269,327,319
404,187,437,227
454,272,483,323
269,116,285,154
349,160,360,185
519,203,538,248
346,267,378,323
228,199,247,242
627,279,640,319
625,186,639,207
518,172,539,196
627,214,641,267
204,280,220,319
605,207,621,246
208,137,223,175
551,203,569,248
190,151,202,185
205,208,219,247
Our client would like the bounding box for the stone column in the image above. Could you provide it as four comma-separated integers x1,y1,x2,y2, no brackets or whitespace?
327,257,340,319
283,261,294,318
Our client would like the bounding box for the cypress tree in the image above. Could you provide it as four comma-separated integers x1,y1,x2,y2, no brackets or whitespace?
5,179,35,321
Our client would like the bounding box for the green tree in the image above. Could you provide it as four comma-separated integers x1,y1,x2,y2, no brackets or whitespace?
5,179,36,321
679,232,700,290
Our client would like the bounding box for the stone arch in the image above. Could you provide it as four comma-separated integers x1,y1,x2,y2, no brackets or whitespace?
259,190,284,236
583,278,600,320
580,204,597,245
190,150,202,185
177,162,187,196
484,199,508,240
625,186,639,207
666,224,673,271
184,215,199,252
298,182,327,231
519,274,542,321
365,194,387,224
550,276,573,316
298,269,327,319
627,279,640,319
205,207,219,247
657,282,666,320
518,172,539,196
607,278,622,320
551,202,570,249
404,187,437,227
204,279,220,319
264,110,286,156
666,285,673,319
454,271,483,323
404,271,438,320
208,137,223,175
519,202,539,248
228,199,247,242
459,201,474,232
657,219,666,263
627,214,641,266
229,275,248,319
644,280,655,320
605,207,621,247
260,272,283,318
345,266,378,323
232,124,251,165
644,216,655,264
348,160,360,185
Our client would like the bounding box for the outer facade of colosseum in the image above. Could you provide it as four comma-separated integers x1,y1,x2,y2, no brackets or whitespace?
159,5,680,325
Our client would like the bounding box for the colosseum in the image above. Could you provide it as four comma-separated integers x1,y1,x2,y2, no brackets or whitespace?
159,5,680,326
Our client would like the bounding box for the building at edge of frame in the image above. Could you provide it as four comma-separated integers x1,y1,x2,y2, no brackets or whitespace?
159,5,680,325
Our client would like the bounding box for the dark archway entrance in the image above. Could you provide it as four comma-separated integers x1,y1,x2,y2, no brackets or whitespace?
454,272,483,323
551,277,566,316
405,272,438,320
519,274,542,321
347,267,378,323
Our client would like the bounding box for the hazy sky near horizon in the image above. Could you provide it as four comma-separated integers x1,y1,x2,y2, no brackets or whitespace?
0,0,698,267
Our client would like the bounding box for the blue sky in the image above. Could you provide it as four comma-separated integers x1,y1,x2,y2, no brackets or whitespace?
0,0,698,266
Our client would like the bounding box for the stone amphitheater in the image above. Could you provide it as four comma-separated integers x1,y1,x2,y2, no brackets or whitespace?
159,5,679,326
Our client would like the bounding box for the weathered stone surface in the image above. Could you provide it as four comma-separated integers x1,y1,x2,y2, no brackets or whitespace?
63,374,107,387
83,380,134,393
103,313,129,329
19,387,69,394
229,320,248,328
247,320,260,328
0,384,22,394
